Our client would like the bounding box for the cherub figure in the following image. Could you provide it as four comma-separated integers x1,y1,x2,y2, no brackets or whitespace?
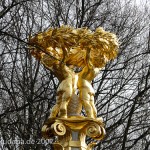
30,47,77,118
41,53,77,118
77,48,101,118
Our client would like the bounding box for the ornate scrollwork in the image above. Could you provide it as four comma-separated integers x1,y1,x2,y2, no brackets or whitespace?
94,126,106,140
42,125,54,138
85,123,105,140
53,122,66,136
86,123,100,137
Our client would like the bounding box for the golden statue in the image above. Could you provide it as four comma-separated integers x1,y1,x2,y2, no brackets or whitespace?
29,26,118,118
29,25,118,149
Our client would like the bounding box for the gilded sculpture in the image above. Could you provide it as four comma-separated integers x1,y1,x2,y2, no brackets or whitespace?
41,54,77,118
29,25,118,149
77,48,99,118
29,26,118,118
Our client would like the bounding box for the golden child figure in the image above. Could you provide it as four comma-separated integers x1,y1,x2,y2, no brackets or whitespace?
78,48,100,118
41,54,76,118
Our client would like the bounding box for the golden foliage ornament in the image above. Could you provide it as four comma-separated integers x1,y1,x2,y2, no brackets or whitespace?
29,25,118,68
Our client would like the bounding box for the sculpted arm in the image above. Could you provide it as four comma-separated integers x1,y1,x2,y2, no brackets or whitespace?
84,48,100,78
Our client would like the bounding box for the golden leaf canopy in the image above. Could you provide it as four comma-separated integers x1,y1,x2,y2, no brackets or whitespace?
29,25,118,68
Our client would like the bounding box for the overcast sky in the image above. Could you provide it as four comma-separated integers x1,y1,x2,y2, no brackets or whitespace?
135,0,149,5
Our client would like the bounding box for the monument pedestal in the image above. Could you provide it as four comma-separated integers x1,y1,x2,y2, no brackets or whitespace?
42,116,105,150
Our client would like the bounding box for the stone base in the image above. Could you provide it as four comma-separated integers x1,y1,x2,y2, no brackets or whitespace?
42,116,106,150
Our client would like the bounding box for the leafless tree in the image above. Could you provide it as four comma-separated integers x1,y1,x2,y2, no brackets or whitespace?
0,0,149,149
